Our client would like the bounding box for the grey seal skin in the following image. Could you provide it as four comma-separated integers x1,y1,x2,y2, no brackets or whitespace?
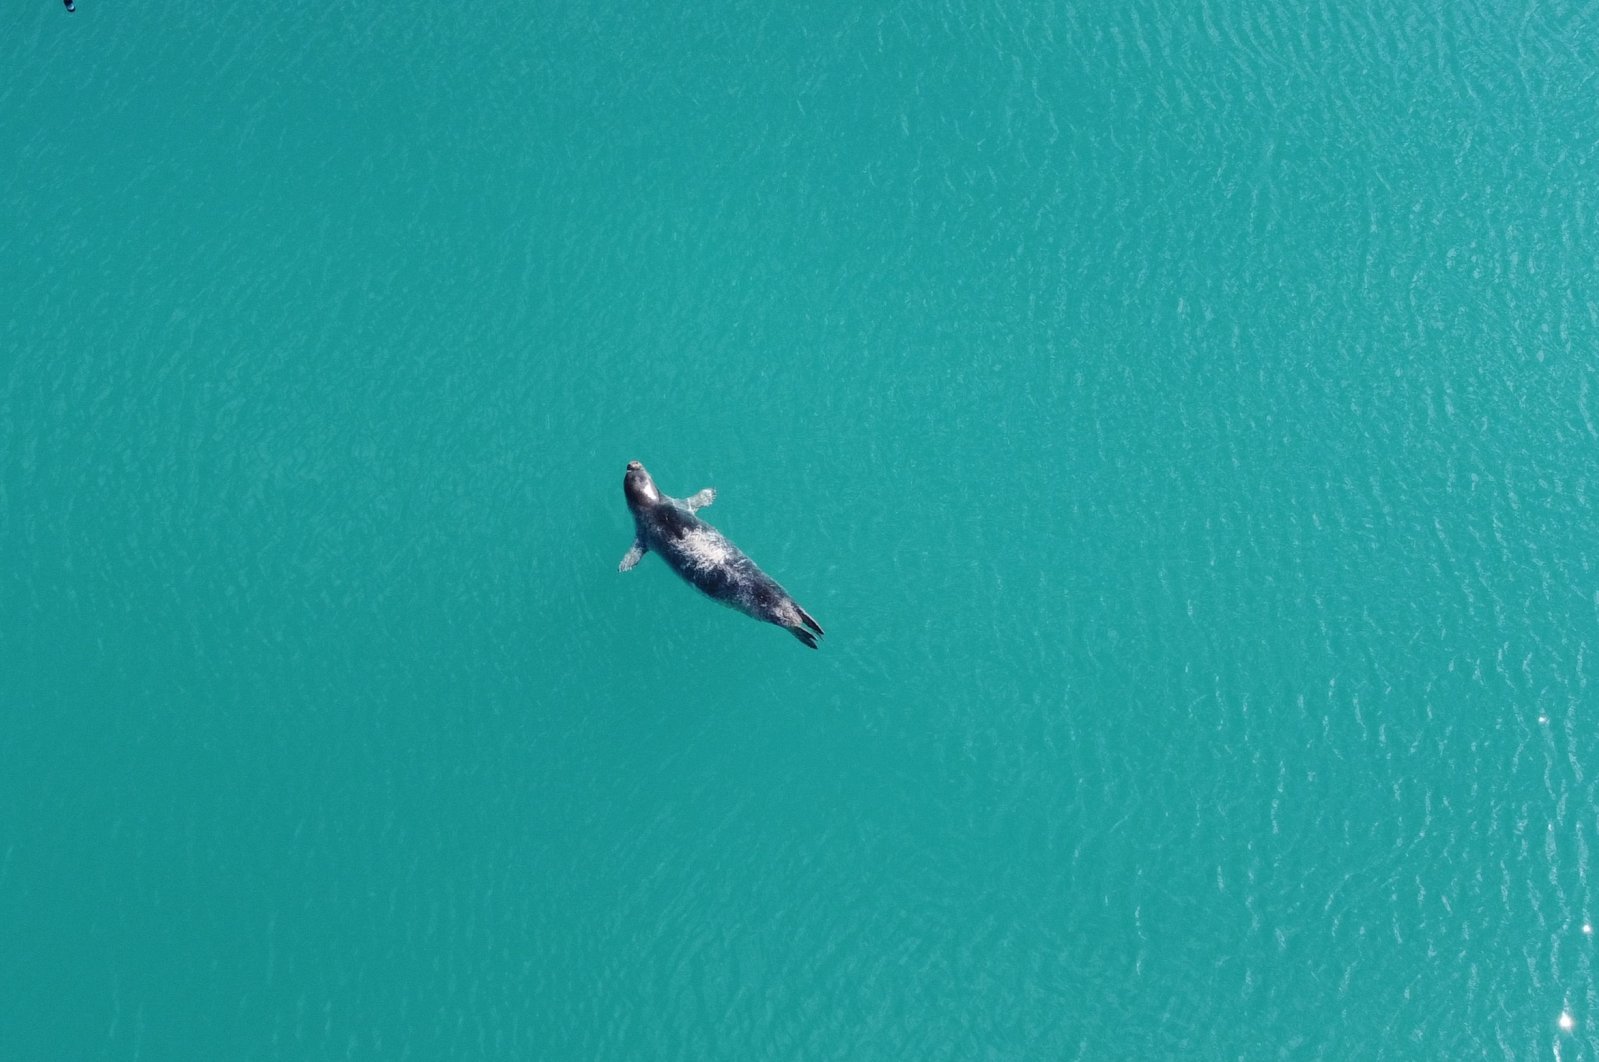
619,460,825,649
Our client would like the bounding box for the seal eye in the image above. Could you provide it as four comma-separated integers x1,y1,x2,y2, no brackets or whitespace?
627,461,642,471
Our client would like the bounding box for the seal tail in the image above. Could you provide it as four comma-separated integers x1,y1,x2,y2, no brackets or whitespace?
797,606,824,636
789,625,819,649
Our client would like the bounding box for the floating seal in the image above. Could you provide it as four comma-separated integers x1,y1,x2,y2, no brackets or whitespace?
619,461,825,648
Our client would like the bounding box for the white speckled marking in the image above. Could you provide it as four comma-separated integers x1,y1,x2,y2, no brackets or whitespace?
682,528,733,572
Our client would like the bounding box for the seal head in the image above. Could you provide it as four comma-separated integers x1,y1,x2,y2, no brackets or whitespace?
623,460,661,510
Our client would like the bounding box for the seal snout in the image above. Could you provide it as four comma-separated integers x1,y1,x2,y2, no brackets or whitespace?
623,460,661,508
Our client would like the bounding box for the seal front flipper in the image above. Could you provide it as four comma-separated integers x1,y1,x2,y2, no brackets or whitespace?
618,539,646,572
685,487,716,512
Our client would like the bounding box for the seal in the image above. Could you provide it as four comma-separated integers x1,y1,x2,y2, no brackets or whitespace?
619,460,825,649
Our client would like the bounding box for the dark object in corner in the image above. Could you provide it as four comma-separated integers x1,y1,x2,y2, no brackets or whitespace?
64,0,75,11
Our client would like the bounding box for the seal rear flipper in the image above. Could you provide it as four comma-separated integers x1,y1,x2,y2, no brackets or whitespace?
797,606,824,636
618,539,646,572
788,625,819,649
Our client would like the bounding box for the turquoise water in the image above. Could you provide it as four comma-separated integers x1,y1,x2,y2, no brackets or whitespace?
4,0,1598,1057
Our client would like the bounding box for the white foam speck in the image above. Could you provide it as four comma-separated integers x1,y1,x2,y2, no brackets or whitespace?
1559,1012,1575,1032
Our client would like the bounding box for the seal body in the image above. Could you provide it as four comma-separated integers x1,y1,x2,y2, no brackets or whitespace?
619,461,824,648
